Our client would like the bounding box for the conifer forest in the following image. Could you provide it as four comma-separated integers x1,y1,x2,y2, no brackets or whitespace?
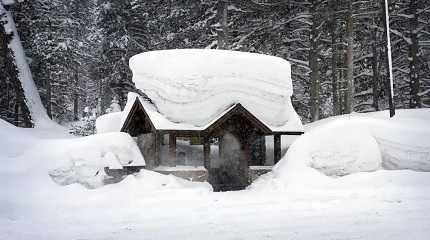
1,0,429,126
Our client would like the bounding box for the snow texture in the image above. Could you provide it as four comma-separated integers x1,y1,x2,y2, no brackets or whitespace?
1,4,52,127
2,110,430,239
129,49,303,131
0,119,145,189
96,111,123,133
252,109,430,191
47,132,146,188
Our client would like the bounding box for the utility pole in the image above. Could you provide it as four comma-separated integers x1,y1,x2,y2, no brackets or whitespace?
383,0,395,117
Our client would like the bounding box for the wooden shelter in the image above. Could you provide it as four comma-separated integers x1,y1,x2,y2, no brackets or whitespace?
119,49,304,191
121,97,303,191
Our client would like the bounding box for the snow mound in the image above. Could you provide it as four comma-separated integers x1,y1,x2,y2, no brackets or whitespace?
129,49,300,129
0,119,212,194
307,121,382,176
96,111,123,133
121,169,212,192
48,132,145,189
252,109,430,190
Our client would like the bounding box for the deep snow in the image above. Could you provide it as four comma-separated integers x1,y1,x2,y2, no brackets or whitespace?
128,49,303,131
250,109,430,192
1,109,430,239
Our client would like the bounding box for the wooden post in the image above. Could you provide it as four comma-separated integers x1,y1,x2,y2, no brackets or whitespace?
274,134,281,164
261,136,266,165
154,132,161,166
203,137,210,169
219,136,223,160
169,133,176,167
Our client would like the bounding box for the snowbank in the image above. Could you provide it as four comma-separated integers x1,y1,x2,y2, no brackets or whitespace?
120,169,211,192
0,118,213,193
2,111,430,239
47,132,145,188
252,109,430,190
95,111,123,133
306,120,382,176
129,49,302,131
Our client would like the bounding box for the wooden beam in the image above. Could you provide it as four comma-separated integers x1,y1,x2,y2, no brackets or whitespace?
261,136,266,165
169,134,176,167
270,131,304,136
274,134,281,164
203,138,210,169
219,136,224,160
154,132,162,166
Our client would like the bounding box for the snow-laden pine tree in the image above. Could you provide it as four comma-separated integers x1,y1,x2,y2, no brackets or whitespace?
3,0,429,126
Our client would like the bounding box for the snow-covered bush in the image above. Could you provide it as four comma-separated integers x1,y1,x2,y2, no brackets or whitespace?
105,96,122,113
69,116,96,136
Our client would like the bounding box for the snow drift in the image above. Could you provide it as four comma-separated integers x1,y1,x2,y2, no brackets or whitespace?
47,132,145,188
252,109,430,190
0,118,145,189
129,49,302,131
2,110,430,239
95,111,123,133
0,118,211,192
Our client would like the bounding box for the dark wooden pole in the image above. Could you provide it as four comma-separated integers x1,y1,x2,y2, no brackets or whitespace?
260,136,266,165
203,137,210,169
219,136,223,160
154,132,161,166
274,135,281,164
169,134,176,167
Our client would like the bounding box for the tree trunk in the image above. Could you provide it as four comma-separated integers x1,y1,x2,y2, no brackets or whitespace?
46,17,53,118
73,70,79,121
338,21,345,114
309,1,320,121
371,26,380,111
408,0,421,108
46,72,52,118
217,0,228,49
345,0,354,113
330,0,339,115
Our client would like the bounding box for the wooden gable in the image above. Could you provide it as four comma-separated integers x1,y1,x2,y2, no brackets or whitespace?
204,103,272,137
120,97,155,136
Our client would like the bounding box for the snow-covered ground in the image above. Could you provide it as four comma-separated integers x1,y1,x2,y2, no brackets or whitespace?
1,109,430,239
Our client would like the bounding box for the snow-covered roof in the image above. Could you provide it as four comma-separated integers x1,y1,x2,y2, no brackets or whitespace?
126,49,303,132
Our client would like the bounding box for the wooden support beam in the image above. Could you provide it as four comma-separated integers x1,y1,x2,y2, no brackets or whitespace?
203,138,210,169
219,136,223,160
154,132,162,166
261,136,266,165
169,134,176,167
274,134,281,164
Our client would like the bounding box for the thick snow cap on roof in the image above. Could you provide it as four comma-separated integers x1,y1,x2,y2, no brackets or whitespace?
129,49,303,131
